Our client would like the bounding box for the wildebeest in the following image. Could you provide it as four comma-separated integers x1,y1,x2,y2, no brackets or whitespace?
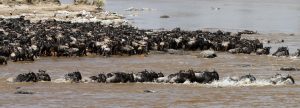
0,56,7,65
134,70,164,82
106,72,134,83
194,70,219,83
36,69,51,81
15,70,51,82
65,71,82,83
158,69,219,83
15,72,38,82
7,69,296,86
291,49,300,57
90,73,107,83
269,74,295,85
228,74,256,83
256,47,271,55
0,16,265,64
272,47,289,57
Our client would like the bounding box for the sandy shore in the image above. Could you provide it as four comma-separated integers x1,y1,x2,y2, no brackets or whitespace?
0,4,123,22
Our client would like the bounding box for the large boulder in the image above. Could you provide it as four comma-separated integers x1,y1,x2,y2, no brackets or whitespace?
167,49,184,55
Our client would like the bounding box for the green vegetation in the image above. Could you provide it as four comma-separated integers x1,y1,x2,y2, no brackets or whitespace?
96,0,104,8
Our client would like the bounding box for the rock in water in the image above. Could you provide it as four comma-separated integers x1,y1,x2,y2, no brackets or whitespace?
160,15,170,18
144,90,156,93
15,90,34,94
167,49,184,55
280,67,299,71
198,50,217,58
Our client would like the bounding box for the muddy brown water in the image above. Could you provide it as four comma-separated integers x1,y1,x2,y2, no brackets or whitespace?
0,50,299,107
0,30,299,108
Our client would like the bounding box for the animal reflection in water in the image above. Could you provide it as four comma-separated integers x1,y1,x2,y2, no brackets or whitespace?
9,69,295,86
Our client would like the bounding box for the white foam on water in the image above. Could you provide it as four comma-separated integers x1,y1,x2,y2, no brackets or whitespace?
290,56,299,60
81,77,93,83
6,76,294,87
138,77,291,87
6,77,15,82
273,78,295,85
205,77,274,87
51,77,93,83
53,78,70,83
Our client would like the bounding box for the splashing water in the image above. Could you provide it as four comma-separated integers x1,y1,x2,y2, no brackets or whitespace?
53,78,70,83
7,76,293,87
205,77,274,87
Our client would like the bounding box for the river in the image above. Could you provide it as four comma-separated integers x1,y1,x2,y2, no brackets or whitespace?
1,0,300,107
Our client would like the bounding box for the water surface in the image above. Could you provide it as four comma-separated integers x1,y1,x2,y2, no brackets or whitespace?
0,51,299,107
105,0,300,33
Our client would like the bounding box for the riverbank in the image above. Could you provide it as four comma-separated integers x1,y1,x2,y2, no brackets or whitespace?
0,4,123,22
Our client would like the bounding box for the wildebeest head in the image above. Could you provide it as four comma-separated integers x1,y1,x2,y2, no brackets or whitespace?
239,74,256,83
0,56,7,65
36,69,51,81
90,73,107,83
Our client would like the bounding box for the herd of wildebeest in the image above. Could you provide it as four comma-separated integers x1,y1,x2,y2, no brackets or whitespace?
0,16,299,65
0,16,298,85
12,69,295,85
